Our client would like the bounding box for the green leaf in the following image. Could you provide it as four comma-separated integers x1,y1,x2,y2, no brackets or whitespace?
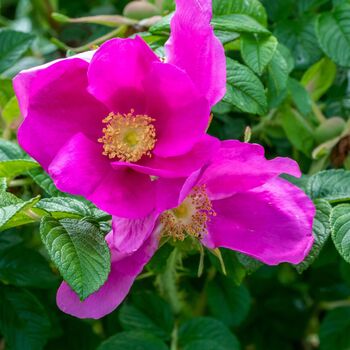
0,244,57,288
279,107,315,155
236,252,263,274
241,34,278,75
296,199,332,273
0,286,51,350
98,331,168,350
207,276,251,327
301,57,337,101
267,45,290,107
330,204,350,263
40,216,110,300
224,58,267,115
261,0,295,22
28,168,66,197
307,170,350,202
2,95,20,124
212,14,270,35
275,17,322,69
0,195,41,231
0,78,14,108
178,317,240,350
36,197,107,220
316,4,350,67
212,0,268,25
119,292,174,340
319,307,350,350
0,159,39,178
0,139,25,160
287,78,312,115
0,29,35,73
149,13,173,34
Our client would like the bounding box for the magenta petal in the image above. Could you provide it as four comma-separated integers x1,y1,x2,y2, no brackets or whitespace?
165,0,226,106
144,62,210,157
111,135,219,178
199,140,302,200
14,58,108,170
88,36,159,113
203,178,315,265
48,133,155,218
56,231,159,319
155,169,202,212
112,212,159,254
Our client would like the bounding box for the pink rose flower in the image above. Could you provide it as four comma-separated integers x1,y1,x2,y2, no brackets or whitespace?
13,0,225,218
57,140,315,319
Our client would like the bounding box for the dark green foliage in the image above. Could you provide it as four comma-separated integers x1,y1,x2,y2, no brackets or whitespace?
1,0,350,349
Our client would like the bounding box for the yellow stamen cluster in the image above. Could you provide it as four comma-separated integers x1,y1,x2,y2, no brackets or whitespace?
160,185,216,241
98,110,156,162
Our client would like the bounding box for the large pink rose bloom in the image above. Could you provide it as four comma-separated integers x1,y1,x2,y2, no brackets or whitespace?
13,0,225,218
57,141,315,319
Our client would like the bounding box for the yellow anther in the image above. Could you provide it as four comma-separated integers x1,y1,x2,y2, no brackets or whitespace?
160,185,216,241
98,109,156,162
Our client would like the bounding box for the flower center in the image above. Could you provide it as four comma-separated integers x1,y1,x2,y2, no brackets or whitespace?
98,110,156,162
160,185,216,241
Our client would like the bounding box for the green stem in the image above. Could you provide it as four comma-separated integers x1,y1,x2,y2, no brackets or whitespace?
170,323,178,350
51,25,128,53
9,178,33,187
312,102,326,124
320,299,350,310
159,248,182,315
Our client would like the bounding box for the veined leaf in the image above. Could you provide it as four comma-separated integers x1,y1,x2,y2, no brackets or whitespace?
241,34,278,75
296,199,332,273
330,204,350,263
212,14,270,35
0,195,41,231
307,170,350,203
40,216,110,300
0,29,35,73
212,0,267,25
275,17,322,69
0,159,39,178
316,4,350,67
224,58,267,115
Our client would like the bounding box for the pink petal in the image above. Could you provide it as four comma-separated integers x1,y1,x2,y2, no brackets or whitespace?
143,62,210,157
199,140,302,200
88,36,159,113
203,178,315,265
165,0,226,106
155,169,202,212
111,135,219,178
112,212,159,254
48,133,155,218
57,231,159,319
14,58,108,170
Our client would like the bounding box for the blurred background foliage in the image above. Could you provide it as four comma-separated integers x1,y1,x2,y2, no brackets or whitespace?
1,0,350,349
